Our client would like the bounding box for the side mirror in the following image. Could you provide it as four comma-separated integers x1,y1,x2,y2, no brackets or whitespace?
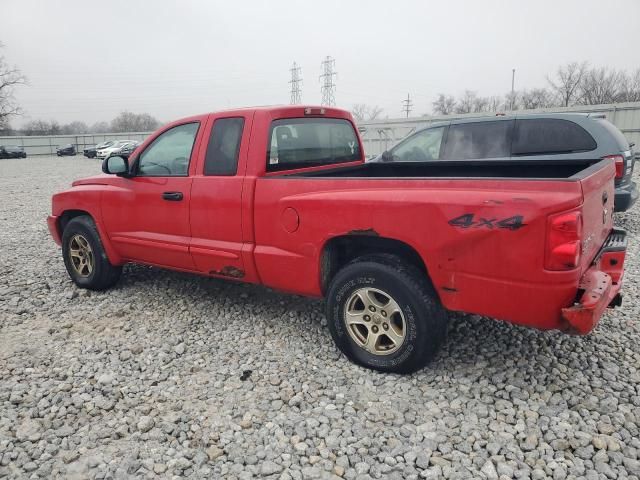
102,155,129,176
381,150,393,162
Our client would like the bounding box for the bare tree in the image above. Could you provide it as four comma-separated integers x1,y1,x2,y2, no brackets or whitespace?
351,104,384,121
111,111,160,132
61,121,89,135
454,90,477,114
579,67,623,105
49,120,61,135
547,61,588,107
0,43,27,128
520,88,554,109
22,119,52,135
504,90,521,111
617,69,640,102
472,95,491,113
487,96,503,112
90,121,111,133
432,94,456,115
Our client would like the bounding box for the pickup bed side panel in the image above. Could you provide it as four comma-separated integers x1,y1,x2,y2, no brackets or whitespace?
253,177,585,330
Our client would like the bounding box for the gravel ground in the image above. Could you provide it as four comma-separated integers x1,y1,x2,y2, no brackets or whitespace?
0,155,639,480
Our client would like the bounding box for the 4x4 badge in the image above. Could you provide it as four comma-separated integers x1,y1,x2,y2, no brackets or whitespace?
448,214,525,230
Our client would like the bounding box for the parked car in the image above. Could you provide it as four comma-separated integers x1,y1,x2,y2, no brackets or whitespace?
96,140,131,159
0,145,27,159
56,144,76,156
84,141,115,158
47,106,627,373
371,113,638,212
106,140,141,160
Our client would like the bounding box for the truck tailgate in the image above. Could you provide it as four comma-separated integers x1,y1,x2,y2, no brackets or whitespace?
577,159,616,274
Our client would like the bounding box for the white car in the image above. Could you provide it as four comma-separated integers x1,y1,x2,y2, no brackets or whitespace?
96,141,132,159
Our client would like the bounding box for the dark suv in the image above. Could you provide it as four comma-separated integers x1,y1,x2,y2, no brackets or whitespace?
373,113,637,212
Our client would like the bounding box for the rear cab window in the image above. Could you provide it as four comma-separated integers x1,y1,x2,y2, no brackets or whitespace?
512,118,597,155
266,118,361,172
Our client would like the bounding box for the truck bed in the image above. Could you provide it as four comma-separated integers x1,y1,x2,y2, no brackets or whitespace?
289,159,600,180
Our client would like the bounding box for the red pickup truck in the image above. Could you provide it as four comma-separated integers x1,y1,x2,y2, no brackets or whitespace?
48,106,627,373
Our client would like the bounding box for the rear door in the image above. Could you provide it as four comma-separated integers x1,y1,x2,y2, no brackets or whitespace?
189,114,250,278
101,120,204,269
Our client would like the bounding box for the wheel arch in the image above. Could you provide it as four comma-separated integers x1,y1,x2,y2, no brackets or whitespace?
58,209,92,235
320,234,432,295
57,209,123,265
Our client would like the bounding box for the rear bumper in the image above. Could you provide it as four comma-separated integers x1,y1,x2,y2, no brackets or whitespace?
614,181,638,212
47,215,62,246
561,229,627,334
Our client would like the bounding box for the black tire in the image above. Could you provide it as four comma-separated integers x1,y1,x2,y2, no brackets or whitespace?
61,216,122,290
326,254,448,374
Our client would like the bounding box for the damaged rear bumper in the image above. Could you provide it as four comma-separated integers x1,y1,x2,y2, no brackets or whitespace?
562,229,627,334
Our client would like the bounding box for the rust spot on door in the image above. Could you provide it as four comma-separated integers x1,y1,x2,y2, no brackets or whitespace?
210,266,245,278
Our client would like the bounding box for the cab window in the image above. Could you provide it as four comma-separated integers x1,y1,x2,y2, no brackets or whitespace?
442,120,513,160
204,117,244,176
137,123,199,176
266,118,361,172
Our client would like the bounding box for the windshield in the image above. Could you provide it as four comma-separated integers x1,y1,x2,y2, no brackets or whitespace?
390,126,445,161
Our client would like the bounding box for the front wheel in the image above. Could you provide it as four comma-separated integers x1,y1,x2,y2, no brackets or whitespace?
61,216,122,290
326,255,448,374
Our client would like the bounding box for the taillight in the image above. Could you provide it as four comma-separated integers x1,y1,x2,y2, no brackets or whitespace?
603,154,624,178
546,210,582,270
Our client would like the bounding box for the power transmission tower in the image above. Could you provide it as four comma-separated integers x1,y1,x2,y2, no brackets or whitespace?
401,93,413,118
289,62,303,105
319,56,337,106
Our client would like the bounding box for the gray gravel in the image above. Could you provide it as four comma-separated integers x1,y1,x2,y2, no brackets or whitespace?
1,155,639,479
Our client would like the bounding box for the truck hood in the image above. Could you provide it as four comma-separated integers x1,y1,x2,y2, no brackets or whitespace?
72,175,110,186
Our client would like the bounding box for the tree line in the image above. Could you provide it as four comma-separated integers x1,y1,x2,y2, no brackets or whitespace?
431,62,640,115
351,62,640,120
3,111,161,136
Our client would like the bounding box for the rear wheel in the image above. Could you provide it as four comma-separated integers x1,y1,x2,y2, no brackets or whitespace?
61,216,122,290
326,254,448,374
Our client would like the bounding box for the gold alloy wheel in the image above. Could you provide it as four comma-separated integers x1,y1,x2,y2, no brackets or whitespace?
344,287,406,355
68,234,94,277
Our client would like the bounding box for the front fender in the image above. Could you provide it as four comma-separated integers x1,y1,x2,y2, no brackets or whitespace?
50,186,123,265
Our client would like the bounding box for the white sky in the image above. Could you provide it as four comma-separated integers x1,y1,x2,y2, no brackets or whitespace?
3,0,640,126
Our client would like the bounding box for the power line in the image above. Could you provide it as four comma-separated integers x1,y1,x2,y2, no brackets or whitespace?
289,62,303,105
319,56,337,106
401,93,413,118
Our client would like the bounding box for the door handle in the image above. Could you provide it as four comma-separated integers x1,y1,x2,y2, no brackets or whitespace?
162,191,183,201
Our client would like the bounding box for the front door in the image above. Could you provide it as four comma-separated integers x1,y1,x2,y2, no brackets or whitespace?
101,121,203,270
